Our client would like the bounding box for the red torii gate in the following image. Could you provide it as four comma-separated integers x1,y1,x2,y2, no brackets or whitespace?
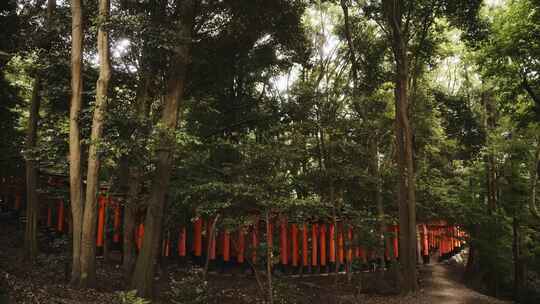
2,174,468,271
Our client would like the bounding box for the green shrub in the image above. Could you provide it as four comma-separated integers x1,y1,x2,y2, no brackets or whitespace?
116,290,151,304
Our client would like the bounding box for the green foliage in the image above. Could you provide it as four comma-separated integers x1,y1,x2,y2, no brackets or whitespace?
116,290,151,304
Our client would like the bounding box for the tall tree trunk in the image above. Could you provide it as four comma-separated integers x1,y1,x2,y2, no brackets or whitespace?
341,0,392,268
122,161,140,280
130,2,193,296
383,0,418,293
122,73,151,279
24,76,40,262
122,199,137,279
25,0,56,264
78,0,112,288
121,0,160,280
371,137,391,267
68,0,84,286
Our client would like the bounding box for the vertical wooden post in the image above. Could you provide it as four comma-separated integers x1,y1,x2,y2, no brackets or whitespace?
393,225,399,258
280,218,288,265
359,247,367,263
385,226,390,259
442,227,447,254
237,229,245,263
429,228,433,250
329,223,336,263
165,231,170,257
347,227,353,262
319,224,326,267
302,223,308,267
162,231,170,257
291,224,298,267
422,224,428,256
251,222,258,264
14,194,21,210
178,227,186,257
47,205,52,227
113,201,121,243
223,231,230,262
338,225,344,264
311,224,318,267
96,196,106,247
193,218,203,257
57,200,64,232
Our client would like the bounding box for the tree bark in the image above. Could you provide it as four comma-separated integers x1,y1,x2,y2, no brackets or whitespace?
512,217,526,302
24,0,56,264
122,68,152,280
383,0,418,293
68,0,84,286
78,0,112,288
122,163,140,280
371,137,391,267
529,144,539,219
483,91,497,212
120,0,160,281
130,1,193,296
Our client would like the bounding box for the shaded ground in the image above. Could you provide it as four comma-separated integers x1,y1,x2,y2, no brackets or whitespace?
0,219,512,303
420,263,512,304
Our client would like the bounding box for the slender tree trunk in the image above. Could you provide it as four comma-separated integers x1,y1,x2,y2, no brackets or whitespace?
122,165,140,280
130,2,193,296
383,0,418,293
68,0,84,286
122,200,137,279
512,217,525,302
25,0,56,263
342,0,394,271
203,214,219,281
483,92,497,212
482,90,499,295
24,76,40,262
122,72,152,279
78,0,112,288
371,137,391,268
529,144,539,218
103,200,110,263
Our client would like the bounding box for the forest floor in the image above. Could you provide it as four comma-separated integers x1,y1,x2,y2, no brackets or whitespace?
0,219,512,304
419,263,511,304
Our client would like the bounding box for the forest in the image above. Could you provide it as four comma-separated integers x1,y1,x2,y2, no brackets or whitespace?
0,0,539,303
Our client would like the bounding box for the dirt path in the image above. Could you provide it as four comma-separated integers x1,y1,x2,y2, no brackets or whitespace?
419,263,511,304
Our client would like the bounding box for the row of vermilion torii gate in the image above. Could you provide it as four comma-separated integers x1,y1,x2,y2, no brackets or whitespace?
1,185,466,269
4,197,467,268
